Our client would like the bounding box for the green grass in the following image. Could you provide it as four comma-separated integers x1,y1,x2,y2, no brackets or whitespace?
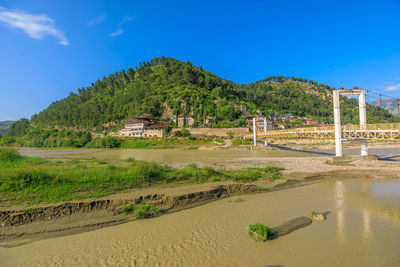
119,137,212,149
231,139,253,146
310,210,318,216
248,223,276,241
120,203,134,213
232,166,285,182
133,203,161,218
0,149,284,205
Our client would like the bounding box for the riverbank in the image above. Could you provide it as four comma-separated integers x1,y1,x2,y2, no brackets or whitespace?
1,145,399,252
2,178,400,266
1,158,399,248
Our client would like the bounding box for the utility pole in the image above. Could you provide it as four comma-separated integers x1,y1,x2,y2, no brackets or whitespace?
359,90,368,156
253,117,257,147
263,117,268,145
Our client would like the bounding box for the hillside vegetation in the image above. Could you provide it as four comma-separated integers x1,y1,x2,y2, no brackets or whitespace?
370,100,399,117
1,57,398,148
0,121,14,136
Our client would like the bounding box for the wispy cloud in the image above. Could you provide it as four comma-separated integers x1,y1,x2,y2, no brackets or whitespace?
0,6,69,45
109,28,123,37
385,83,400,92
87,14,106,26
109,16,134,38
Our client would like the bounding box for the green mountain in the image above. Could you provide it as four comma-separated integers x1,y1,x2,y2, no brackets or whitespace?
30,57,396,129
0,121,14,136
2,57,398,148
370,100,399,117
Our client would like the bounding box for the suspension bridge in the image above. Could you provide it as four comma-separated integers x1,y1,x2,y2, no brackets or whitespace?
245,88,400,157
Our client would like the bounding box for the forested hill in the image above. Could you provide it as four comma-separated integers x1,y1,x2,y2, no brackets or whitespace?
26,57,398,131
0,121,14,136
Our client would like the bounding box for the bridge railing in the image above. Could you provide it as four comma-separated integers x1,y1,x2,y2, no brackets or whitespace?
247,123,400,138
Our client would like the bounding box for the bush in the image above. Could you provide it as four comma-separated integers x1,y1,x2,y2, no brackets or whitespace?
133,203,161,218
132,161,165,182
174,128,190,137
0,148,21,163
0,169,54,192
233,169,262,182
120,203,134,213
104,137,122,148
126,157,135,162
248,223,276,241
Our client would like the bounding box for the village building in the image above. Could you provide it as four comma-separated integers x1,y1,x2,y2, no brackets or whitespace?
204,116,214,127
304,117,318,125
273,122,285,130
246,115,273,132
177,116,197,127
233,104,249,116
143,125,166,138
119,114,166,138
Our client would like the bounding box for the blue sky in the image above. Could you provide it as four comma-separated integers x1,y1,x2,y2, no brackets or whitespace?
1,0,400,121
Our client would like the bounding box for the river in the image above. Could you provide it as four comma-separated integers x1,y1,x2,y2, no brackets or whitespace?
17,145,400,163
1,179,400,266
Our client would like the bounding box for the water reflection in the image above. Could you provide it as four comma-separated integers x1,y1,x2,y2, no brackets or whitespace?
334,180,400,243
335,181,345,242
362,210,372,241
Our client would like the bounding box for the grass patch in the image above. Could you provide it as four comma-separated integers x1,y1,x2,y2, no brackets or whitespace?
133,203,161,218
126,157,135,162
0,148,22,162
120,203,134,213
233,166,285,182
119,137,212,149
248,223,276,241
232,139,252,146
310,211,318,217
0,150,285,205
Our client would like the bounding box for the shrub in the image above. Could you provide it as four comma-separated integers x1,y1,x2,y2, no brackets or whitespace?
174,128,190,137
0,148,21,163
233,169,262,182
133,203,160,218
132,161,165,182
120,203,134,213
248,223,276,241
0,169,55,192
104,137,122,148
126,157,135,162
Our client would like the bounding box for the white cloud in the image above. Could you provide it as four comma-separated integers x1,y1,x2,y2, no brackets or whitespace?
385,83,400,92
87,15,106,26
109,16,134,38
0,6,68,45
109,28,123,37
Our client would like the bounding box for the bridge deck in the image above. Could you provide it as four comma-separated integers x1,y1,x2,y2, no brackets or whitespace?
245,123,400,140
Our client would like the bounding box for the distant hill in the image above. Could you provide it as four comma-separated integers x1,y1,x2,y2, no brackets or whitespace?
29,57,397,131
370,100,399,117
0,121,14,135
2,57,399,148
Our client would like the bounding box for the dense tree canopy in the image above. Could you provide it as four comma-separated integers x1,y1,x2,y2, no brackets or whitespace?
4,56,398,147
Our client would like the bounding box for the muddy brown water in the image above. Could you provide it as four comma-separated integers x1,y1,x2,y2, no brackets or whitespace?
1,179,400,266
17,146,400,163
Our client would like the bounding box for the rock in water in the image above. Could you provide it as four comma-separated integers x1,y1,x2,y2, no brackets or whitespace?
273,216,312,237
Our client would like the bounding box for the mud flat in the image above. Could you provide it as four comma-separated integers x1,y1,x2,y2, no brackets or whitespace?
0,180,293,246
1,178,400,266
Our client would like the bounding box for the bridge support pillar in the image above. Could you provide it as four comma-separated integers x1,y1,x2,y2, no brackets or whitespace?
361,140,368,156
333,90,343,156
359,91,368,156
